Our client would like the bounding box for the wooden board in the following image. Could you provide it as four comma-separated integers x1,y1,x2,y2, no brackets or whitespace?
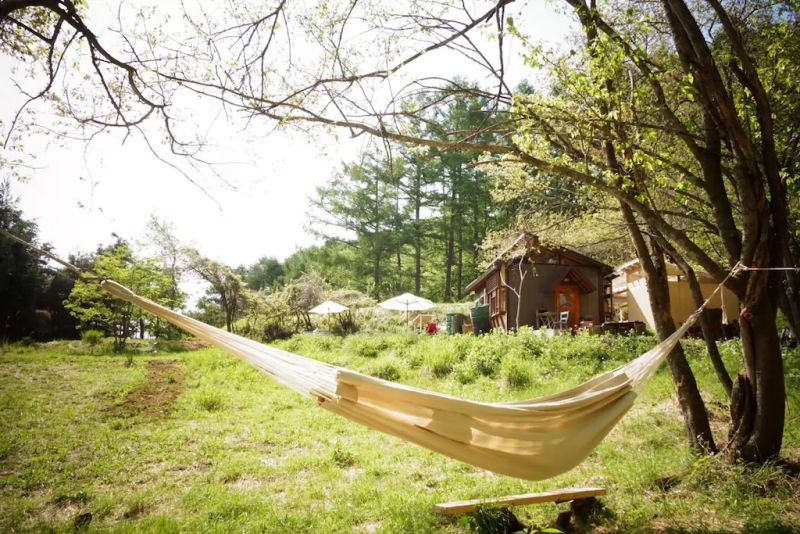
433,487,606,516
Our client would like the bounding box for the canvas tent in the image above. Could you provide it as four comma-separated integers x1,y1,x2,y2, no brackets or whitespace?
611,259,739,330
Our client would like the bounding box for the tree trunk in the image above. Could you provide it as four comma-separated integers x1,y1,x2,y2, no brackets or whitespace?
373,252,382,299
659,0,787,461
414,218,422,294
456,218,463,299
777,266,800,339
396,248,402,293
728,267,785,460
577,4,717,448
649,243,717,452
444,188,456,301
621,204,716,452
413,165,422,294
395,165,403,292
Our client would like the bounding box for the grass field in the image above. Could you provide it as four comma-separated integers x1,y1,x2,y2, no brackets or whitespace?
1,333,799,532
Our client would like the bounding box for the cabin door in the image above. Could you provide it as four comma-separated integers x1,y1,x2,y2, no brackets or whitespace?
553,284,580,327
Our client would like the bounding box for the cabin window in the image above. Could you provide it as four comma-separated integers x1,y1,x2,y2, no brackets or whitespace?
484,270,507,319
488,285,506,317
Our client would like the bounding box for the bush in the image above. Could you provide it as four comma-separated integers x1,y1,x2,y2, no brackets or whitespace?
327,288,376,309
331,444,356,468
547,331,607,361
344,335,388,359
424,346,458,377
453,361,477,384
263,321,293,342
516,327,546,358
366,356,403,381
501,357,532,389
81,329,104,346
463,347,502,378
331,312,359,336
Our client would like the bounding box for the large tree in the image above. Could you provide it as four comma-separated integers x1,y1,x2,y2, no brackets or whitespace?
0,180,45,341
65,241,180,351
187,252,246,333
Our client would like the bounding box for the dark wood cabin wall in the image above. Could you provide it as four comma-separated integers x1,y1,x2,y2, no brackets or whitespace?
470,252,611,329
576,266,600,323
505,263,542,330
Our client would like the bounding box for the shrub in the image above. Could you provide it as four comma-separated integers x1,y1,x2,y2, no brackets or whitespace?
263,321,293,342
463,347,502,378
305,335,340,352
195,389,224,411
425,347,458,377
547,331,607,361
81,329,104,346
327,288,376,309
516,327,546,358
331,312,359,336
366,356,402,381
344,335,388,359
403,344,425,369
501,357,532,389
384,333,420,350
453,361,477,384
331,444,356,468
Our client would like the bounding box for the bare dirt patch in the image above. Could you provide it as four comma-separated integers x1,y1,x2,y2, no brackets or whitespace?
108,360,184,418
179,340,210,350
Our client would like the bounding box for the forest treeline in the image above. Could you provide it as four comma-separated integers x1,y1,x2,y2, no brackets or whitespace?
0,89,634,345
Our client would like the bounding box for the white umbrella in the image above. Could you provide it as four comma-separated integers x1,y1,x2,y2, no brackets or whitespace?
379,293,435,326
309,300,348,315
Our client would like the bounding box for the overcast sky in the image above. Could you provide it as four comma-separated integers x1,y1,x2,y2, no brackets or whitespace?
2,0,573,269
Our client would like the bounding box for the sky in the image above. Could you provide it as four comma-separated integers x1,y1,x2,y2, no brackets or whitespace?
2,0,574,269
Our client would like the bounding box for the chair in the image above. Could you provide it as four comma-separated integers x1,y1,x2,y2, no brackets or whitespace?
556,311,570,331
537,311,556,329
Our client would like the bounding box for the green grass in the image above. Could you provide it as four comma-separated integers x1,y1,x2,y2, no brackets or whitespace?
0,334,798,532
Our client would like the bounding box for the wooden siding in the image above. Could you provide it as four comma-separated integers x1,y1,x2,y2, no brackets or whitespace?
501,261,605,330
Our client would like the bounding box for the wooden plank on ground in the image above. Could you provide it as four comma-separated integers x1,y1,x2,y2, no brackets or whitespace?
433,487,606,516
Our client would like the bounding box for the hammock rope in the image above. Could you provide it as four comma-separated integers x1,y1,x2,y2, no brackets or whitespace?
3,229,752,481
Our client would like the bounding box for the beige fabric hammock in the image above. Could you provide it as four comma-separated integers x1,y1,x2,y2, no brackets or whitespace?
102,280,701,481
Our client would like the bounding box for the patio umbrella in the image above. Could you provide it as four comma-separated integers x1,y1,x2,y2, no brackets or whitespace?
309,300,348,314
379,293,435,327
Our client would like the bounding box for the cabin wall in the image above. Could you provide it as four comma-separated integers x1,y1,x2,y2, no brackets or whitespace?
576,266,601,324
505,263,540,330
504,262,605,329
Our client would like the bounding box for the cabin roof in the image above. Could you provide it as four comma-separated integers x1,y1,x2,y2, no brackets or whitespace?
465,233,613,293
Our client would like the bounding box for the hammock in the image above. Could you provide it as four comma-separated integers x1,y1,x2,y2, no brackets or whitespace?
101,280,702,481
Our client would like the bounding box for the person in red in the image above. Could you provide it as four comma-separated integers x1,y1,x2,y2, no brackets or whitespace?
426,321,438,335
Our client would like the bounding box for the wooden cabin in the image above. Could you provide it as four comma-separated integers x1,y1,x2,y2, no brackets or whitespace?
611,259,739,331
465,234,614,331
